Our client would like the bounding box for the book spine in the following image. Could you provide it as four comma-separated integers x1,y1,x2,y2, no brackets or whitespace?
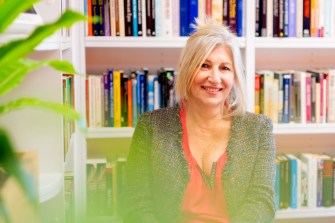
261,0,267,36
322,159,334,207
306,73,312,123
303,0,311,37
229,0,237,34
124,0,133,36
188,0,198,34
236,0,243,36
273,0,280,37
288,0,296,37
98,0,105,36
113,71,121,127
137,0,143,36
132,0,138,36
104,0,111,36
296,0,304,37
108,70,114,127
283,74,291,123
114,0,120,36
279,0,285,37
127,78,133,127
151,0,156,36
180,0,189,36
283,0,289,37
146,0,152,36
103,72,110,127
119,0,125,36
212,0,223,25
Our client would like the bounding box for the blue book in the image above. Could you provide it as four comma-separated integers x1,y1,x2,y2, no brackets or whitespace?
180,0,188,36
236,0,243,37
107,69,114,127
188,0,198,35
132,0,138,36
147,75,155,111
286,154,298,208
136,72,146,115
283,74,291,123
288,0,296,37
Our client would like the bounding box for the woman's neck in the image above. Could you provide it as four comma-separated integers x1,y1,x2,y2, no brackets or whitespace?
184,102,228,131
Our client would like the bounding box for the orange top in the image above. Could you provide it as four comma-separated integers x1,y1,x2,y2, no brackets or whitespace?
179,105,230,223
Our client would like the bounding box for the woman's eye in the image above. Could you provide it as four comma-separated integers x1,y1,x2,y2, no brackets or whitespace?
201,63,210,69
221,66,231,71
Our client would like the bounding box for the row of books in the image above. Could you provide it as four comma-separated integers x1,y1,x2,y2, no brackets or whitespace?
255,69,335,124
256,0,335,38
62,74,75,159
86,156,127,219
84,0,245,37
86,68,175,128
275,153,335,210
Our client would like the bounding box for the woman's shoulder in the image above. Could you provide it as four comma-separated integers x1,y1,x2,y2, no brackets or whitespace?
234,112,273,127
138,105,180,124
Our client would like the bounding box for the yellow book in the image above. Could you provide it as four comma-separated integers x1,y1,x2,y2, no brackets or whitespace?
113,70,121,127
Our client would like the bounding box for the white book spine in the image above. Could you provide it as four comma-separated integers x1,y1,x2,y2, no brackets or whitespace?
118,0,125,36
296,0,303,37
212,0,223,24
198,0,206,22
155,0,161,36
162,0,172,36
172,0,180,36
110,0,116,36
318,0,324,36
328,69,335,122
142,0,147,36
322,75,327,123
267,0,273,37
324,0,332,37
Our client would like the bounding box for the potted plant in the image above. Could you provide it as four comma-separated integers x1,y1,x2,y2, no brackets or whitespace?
0,0,87,222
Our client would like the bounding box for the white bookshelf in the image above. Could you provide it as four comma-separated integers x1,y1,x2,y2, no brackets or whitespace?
276,207,335,219
72,0,335,222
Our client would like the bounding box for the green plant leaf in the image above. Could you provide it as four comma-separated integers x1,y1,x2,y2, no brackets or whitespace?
0,196,10,223
0,58,82,97
0,128,38,211
0,10,86,67
0,0,39,34
0,98,87,130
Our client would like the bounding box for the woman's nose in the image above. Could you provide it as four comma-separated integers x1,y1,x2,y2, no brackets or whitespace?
208,70,221,84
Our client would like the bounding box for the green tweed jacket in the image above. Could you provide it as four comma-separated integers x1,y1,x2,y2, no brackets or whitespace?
124,105,276,223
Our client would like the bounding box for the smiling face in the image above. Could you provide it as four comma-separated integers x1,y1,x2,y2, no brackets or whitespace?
189,44,235,110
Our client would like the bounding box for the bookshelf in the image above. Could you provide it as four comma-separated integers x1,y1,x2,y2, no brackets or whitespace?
73,0,335,222
0,0,82,222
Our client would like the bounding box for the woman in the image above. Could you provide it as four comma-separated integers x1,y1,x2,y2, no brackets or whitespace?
124,18,276,223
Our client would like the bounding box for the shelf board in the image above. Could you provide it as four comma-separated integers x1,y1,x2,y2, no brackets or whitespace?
87,124,335,139
85,36,246,48
276,207,335,219
273,123,335,134
87,127,134,138
39,173,62,203
255,37,335,48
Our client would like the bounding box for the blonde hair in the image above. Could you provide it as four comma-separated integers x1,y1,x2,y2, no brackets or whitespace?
174,18,246,117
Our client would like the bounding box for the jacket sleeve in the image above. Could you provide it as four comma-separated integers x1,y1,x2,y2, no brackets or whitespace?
231,116,276,223
123,113,159,223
